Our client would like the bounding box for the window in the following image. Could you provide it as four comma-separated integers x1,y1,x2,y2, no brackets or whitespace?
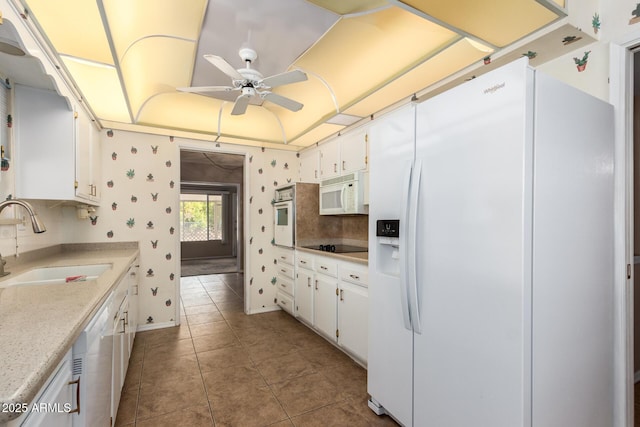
180,193,224,242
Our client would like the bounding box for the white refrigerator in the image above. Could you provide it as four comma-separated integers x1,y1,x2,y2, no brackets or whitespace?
367,57,614,427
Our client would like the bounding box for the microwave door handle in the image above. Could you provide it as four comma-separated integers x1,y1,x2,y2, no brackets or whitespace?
341,185,347,213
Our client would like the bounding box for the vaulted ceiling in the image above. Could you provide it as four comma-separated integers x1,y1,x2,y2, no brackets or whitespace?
12,0,575,148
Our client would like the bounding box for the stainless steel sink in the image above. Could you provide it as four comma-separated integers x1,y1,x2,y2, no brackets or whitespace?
0,263,112,288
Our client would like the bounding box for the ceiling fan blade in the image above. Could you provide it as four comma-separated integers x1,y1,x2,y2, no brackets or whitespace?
177,85,236,93
204,54,244,80
231,94,251,115
262,92,303,112
261,69,308,88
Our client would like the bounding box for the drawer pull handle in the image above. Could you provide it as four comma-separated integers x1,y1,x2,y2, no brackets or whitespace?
340,289,344,301
68,377,81,414
281,256,286,260
280,283,286,288
281,269,287,273
320,266,328,270
300,260,307,264
280,300,287,305
307,277,311,287
315,280,318,290
349,274,360,280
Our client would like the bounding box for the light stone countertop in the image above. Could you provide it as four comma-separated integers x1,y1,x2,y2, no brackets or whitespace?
0,243,139,423
295,246,368,265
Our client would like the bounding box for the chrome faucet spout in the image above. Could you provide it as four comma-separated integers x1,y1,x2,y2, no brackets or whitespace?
0,199,46,233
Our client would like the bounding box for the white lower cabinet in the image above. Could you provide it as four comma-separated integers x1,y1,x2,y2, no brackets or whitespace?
338,281,368,364
294,250,368,364
295,267,314,324
275,247,295,315
314,272,338,341
111,260,139,425
7,350,74,427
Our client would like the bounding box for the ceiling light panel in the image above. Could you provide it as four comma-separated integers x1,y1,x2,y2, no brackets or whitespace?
344,37,491,117
119,37,197,119
397,0,561,47
61,57,129,122
100,0,207,56
137,93,286,143
306,0,390,15
288,123,345,147
25,0,113,64
293,7,459,113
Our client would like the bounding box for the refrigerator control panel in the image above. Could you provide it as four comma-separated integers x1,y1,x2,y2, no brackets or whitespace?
376,220,399,237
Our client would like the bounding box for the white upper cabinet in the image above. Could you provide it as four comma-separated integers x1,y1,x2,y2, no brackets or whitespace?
75,107,101,202
318,126,369,181
319,137,340,180
339,127,368,174
299,148,320,183
14,84,101,205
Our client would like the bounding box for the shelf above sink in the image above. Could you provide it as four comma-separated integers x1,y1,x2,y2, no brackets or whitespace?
0,263,112,288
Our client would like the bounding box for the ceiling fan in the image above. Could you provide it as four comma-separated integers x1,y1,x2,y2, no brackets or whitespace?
178,47,308,116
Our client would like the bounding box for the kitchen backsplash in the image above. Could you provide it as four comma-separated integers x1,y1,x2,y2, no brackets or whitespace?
294,182,368,246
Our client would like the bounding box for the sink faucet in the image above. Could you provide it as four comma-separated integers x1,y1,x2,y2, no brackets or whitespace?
0,199,46,277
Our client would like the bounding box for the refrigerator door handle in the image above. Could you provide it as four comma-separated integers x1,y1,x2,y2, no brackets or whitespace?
399,161,413,331
408,159,423,334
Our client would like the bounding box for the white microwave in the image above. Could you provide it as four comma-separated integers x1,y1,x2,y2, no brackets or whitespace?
320,171,368,215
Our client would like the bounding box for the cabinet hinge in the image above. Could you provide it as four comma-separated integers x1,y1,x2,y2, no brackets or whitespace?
74,180,78,189
336,329,339,338
335,287,339,296
364,134,368,143
74,111,78,119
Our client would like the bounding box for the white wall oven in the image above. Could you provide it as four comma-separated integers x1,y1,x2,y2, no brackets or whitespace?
274,185,295,247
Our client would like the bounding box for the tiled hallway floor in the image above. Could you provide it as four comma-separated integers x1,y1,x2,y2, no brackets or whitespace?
115,273,398,426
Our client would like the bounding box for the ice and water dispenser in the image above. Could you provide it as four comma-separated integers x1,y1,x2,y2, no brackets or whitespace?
376,219,400,275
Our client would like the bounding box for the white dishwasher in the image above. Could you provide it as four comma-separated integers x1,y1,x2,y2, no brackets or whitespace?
71,294,112,427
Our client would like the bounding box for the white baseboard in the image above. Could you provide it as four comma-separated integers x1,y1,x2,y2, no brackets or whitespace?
635,370,640,384
247,305,282,315
135,321,177,332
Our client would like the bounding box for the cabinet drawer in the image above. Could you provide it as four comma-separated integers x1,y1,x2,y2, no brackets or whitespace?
276,248,295,266
277,264,295,280
341,267,368,287
316,259,338,277
276,276,294,297
297,254,314,270
276,291,294,315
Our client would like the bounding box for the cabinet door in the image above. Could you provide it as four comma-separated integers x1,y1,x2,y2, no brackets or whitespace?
299,148,320,183
314,274,338,341
340,127,368,174
14,84,75,201
75,109,101,202
75,108,92,200
338,281,368,364
111,309,125,422
295,269,313,324
20,351,73,427
319,139,340,180
127,263,139,355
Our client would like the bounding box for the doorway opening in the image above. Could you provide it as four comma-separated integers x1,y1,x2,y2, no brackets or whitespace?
179,150,245,276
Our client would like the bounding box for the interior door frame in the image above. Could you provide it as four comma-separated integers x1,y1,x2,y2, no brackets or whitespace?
611,32,640,427
176,142,249,314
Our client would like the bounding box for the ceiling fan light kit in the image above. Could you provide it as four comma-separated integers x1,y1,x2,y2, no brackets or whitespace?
179,46,308,116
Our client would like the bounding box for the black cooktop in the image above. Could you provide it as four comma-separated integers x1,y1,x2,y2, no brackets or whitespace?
303,244,368,254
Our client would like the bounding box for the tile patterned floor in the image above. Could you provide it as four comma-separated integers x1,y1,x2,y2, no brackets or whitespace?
115,273,398,427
